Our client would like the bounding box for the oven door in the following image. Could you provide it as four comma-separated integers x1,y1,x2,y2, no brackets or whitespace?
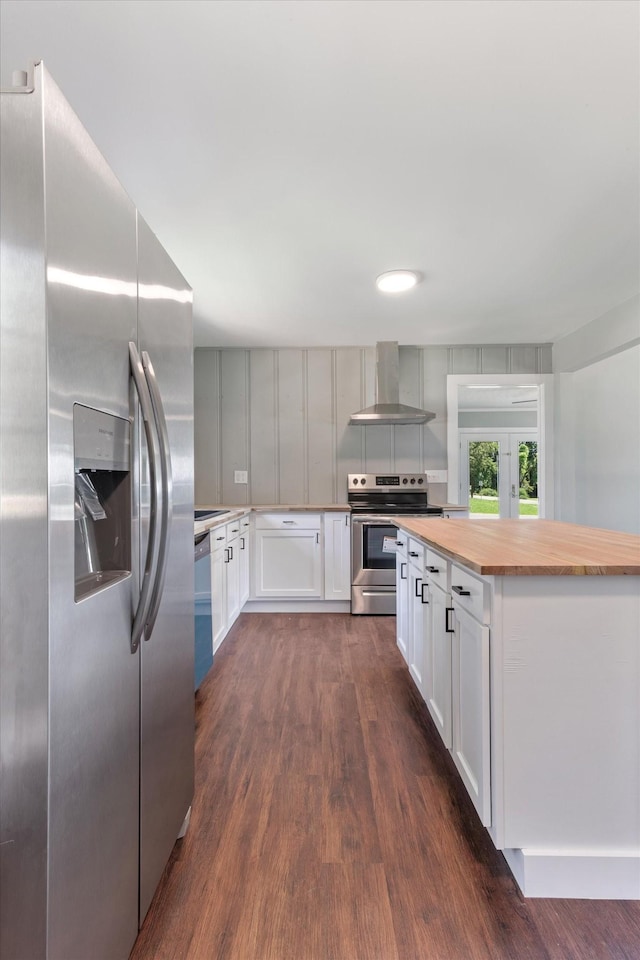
351,517,398,587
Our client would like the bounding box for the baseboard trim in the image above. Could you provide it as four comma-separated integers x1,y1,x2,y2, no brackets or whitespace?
502,847,640,899
242,600,352,614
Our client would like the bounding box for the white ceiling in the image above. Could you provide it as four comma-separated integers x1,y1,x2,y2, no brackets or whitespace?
1,0,638,348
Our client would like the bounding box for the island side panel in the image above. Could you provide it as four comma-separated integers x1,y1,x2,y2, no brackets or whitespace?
496,575,639,857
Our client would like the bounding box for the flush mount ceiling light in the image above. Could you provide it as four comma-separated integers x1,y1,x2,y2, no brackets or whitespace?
375,270,421,293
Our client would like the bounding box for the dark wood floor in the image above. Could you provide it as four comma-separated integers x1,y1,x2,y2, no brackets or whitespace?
131,614,640,960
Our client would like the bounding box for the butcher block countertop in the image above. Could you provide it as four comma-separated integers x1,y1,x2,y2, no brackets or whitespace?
394,518,640,576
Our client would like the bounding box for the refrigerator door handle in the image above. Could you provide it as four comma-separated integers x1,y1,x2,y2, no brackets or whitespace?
129,342,162,654
141,350,173,642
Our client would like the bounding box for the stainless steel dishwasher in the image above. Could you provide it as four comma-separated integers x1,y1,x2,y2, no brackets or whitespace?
194,530,213,689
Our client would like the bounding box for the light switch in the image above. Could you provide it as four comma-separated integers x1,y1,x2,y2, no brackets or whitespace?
425,470,447,484
234,470,248,484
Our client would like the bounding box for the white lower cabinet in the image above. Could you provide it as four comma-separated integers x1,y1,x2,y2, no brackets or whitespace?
397,540,491,826
209,512,250,654
408,540,427,695
238,516,251,607
323,512,351,600
211,535,227,654
253,514,322,598
395,531,409,664
451,602,491,827
425,576,452,749
225,522,241,628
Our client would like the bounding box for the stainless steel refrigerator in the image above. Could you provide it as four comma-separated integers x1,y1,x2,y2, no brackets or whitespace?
0,62,195,960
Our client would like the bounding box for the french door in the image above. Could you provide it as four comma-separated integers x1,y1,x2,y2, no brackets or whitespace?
459,432,539,519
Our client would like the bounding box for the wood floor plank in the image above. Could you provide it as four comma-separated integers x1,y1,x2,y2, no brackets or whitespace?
131,613,640,960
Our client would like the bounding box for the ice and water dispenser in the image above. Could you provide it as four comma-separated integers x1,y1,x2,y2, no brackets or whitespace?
74,404,131,602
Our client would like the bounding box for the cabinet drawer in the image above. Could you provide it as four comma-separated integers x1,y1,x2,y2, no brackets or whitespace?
395,529,408,555
210,528,227,552
226,520,241,543
450,563,489,624
425,548,448,591
408,537,424,570
254,513,321,530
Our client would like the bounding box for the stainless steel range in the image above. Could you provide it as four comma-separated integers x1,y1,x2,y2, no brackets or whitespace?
349,473,443,614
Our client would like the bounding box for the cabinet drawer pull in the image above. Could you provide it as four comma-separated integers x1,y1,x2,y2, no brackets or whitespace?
427,566,440,573
395,540,403,546
452,585,471,596
421,583,429,604
400,562,407,580
415,577,423,598
231,527,239,533
445,606,455,633
409,551,419,558
282,520,296,524
216,536,225,541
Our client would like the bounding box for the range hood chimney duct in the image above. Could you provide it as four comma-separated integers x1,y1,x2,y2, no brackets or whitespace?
349,342,435,426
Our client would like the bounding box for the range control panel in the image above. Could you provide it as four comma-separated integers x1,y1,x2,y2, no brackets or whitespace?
348,473,426,492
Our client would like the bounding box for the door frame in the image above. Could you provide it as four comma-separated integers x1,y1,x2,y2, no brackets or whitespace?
446,374,554,519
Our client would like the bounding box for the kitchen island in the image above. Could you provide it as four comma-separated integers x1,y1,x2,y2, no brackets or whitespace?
393,518,640,899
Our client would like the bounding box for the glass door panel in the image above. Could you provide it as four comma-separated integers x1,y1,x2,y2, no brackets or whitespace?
460,432,538,519
462,437,506,519
512,438,539,518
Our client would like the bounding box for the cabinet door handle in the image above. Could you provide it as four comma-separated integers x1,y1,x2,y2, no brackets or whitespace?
451,585,471,596
224,548,230,563
445,606,455,633
421,583,429,604
316,532,319,544
229,545,233,561
400,562,407,580
345,515,349,526
414,576,423,598
240,537,245,550
427,566,440,573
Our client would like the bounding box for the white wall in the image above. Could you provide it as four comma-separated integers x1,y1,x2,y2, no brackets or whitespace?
553,296,640,533
195,343,552,505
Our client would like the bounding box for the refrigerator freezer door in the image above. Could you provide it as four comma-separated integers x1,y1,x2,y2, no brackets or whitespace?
0,69,49,960
42,67,141,960
136,213,195,922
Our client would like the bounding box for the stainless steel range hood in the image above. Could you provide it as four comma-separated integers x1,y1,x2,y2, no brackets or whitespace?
349,342,435,425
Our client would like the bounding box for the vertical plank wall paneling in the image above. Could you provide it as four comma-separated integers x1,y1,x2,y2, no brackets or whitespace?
194,349,221,504
194,344,552,505
335,348,366,500
277,350,306,504
422,347,449,470
481,346,509,374
220,349,249,505
306,349,334,504
395,347,423,474
249,350,278,504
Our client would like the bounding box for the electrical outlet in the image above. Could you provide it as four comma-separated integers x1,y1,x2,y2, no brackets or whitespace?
234,470,248,484
425,470,447,484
